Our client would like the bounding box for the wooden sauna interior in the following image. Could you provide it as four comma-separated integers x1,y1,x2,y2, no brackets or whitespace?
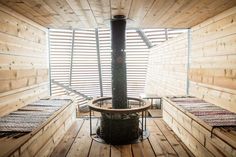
0,0,236,157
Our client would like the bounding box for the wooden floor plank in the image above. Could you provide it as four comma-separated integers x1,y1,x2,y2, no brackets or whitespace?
146,118,157,132
148,109,162,118
89,140,110,157
154,119,191,157
148,119,177,156
132,139,155,157
50,119,84,157
111,145,132,157
165,122,195,157
66,119,97,157
77,111,101,118
49,118,195,157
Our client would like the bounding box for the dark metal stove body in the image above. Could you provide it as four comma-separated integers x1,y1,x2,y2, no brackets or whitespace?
89,15,150,145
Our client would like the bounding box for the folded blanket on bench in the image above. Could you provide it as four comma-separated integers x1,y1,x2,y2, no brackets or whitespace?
169,96,236,127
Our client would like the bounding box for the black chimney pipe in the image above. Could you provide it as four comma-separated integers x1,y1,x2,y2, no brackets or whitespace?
111,15,127,109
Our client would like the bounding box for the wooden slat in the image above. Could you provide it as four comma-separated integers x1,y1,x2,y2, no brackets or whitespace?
0,3,48,116
164,119,195,157
110,145,132,157
162,97,236,157
131,140,155,157
50,119,84,157
145,32,188,96
110,0,132,18
154,119,191,157
0,3,47,32
163,110,214,157
0,99,75,157
89,141,110,157
189,7,236,113
148,119,177,156
1,1,235,29
43,118,196,157
128,0,155,27
50,28,154,98
66,119,96,157
148,109,162,118
0,69,48,93
0,83,49,117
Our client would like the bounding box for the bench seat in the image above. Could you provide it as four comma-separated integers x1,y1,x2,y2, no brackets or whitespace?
163,96,236,157
0,97,76,157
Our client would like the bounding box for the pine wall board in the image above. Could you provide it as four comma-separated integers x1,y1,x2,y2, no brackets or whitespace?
189,6,236,113
0,4,49,117
144,32,188,96
145,6,236,113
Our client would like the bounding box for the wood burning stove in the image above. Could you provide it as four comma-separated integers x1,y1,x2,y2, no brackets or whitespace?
88,15,150,145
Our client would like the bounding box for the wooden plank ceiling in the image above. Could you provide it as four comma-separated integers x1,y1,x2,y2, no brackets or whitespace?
1,0,236,29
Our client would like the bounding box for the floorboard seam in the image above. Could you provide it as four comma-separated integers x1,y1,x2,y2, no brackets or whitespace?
65,119,85,157
153,119,179,156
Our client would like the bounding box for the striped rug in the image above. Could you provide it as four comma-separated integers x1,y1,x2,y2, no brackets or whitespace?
170,96,236,127
0,99,71,134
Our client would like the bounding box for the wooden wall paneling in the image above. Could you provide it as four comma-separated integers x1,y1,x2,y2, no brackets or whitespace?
0,4,48,116
0,83,48,116
191,35,236,59
145,31,188,96
189,68,236,90
0,31,45,53
0,41,44,58
189,82,236,113
0,54,47,70
189,6,236,112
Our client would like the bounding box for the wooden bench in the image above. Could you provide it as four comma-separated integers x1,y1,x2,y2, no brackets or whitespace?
140,94,162,109
0,97,76,157
163,96,236,157
140,94,163,118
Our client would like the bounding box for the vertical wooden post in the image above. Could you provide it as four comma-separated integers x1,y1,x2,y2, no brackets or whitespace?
111,15,128,109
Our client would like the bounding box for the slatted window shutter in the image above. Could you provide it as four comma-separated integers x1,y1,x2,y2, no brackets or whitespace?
49,29,186,98
49,29,73,96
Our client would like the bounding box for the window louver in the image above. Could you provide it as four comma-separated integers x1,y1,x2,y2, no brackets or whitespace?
49,28,186,98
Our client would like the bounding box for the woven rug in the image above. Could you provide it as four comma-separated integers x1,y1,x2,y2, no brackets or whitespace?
0,99,71,133
170,96,236,127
